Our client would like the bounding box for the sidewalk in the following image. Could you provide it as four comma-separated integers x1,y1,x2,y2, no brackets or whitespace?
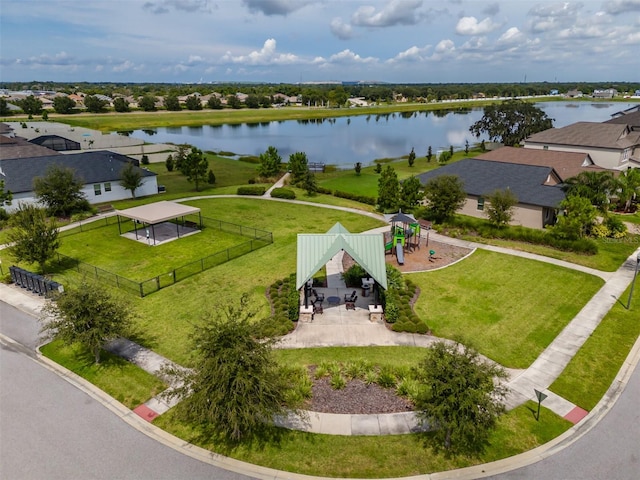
2,205,639,437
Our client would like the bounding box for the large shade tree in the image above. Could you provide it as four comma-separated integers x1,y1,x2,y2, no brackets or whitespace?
179,147,209,191
377,165,400,212
422,174,466,222
7,203,59,274
164,295,290,443
413,342,507,455
40,281,134,364
33,165,89,217
469,99,554,146
257,146,282,178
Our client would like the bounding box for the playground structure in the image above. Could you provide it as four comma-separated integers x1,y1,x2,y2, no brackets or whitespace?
384,212,421,266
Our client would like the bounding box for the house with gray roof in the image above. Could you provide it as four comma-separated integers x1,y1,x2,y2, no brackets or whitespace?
523,121,640,170
417,159,566,229
0,151,157,212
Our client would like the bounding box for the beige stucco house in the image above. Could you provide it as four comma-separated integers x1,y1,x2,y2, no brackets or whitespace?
523,122,640,170
417,159,566,229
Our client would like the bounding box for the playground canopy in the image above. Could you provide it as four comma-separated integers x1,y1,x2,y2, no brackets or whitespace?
296,222,387,290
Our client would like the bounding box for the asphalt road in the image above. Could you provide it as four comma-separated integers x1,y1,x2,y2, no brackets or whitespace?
2,298,639,480
487,362,640,480
0,302,256,480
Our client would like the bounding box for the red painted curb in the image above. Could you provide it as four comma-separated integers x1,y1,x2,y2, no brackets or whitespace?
133,404,159,422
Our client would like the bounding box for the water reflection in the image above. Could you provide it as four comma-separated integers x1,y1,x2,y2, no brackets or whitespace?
128,102,635,167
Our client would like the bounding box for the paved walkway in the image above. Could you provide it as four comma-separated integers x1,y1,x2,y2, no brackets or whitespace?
2,196,639,437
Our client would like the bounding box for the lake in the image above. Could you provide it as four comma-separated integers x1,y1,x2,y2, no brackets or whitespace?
127,101,636,167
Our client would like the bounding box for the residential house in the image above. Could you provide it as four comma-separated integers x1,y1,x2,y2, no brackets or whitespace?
0,151,157,212
593,88,617,99
605,105,640,131
417,159,566,229
566,89,583,98
523,122,640,170
1,135,63,160
474,146,606,181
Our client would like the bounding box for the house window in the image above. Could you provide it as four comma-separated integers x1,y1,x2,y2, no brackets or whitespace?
94,184,101,196
104,182,112,192
543,145,549,150
477,197,485,211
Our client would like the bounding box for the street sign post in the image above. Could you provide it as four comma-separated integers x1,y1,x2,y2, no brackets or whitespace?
534,389,548,421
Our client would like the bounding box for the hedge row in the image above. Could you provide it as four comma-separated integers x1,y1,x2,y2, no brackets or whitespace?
237,186,266,196
271,188,296,199
264,274,298,337
332,190,377,206
442,217,598,255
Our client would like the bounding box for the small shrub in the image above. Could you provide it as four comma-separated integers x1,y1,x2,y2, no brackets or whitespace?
342,264,366,287
396,378,421,402
141,154,150,165
70,211,92,223
384,300,400,324
330,373,347,390
165,155,174,172
376,368,396,389
207,169,216,184
271,187,296,199
314,363,329,379
364,370,378,385
237,186,266,196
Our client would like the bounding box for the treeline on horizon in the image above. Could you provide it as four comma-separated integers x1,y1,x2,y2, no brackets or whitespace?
2,81,639,103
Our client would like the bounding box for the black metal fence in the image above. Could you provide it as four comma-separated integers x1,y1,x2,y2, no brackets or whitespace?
54,214,273,297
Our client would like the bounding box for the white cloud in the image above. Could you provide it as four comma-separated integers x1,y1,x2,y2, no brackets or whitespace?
220,38,299,65
434,39,455,54
455,16,500,35
388,45,431,63
327,49,377,64
498,27,524,44
351,0,425,27
330,17,353,40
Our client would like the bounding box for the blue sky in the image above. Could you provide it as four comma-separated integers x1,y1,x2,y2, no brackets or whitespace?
1,0,639,84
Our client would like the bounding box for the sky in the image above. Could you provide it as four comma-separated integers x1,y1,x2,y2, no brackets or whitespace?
1,0,639,84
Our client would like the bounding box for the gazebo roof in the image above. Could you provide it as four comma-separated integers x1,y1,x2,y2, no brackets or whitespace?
296,222,387,290
116,201,200,224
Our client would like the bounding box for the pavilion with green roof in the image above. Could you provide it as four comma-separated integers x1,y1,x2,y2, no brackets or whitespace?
296,222,387,310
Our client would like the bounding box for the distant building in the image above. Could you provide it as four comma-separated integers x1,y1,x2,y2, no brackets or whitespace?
593,88,617,99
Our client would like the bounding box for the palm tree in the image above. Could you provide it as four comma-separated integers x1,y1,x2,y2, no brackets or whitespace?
563,171,617,214
615,168,640,213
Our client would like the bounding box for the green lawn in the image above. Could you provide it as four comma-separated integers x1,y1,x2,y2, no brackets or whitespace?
550,280,640,410
460,234,640,272
56,220,251,281
153,400,570,478
40,340,166,409
409,249,604,368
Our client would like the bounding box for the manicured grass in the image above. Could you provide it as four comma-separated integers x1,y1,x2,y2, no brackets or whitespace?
153,400,570,478
316,153,475,199
148,153,258,195
40,339,166,409
461,234,640,272
550,281,640,411
409,249,604,368
56,220,250,281
111,198,385,364
274,346,428,368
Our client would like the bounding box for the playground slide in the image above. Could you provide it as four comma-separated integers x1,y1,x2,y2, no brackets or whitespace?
396,243,404,265
385,241,393,253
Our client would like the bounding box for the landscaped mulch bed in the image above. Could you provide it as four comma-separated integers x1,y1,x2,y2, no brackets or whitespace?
308,377,414,414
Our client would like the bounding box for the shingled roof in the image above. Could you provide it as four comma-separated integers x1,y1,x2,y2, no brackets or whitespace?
475,146,606,181
604,110,640,130
0,151,155,194
0,135,62,160
417,159,566,208
525,122,635,149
